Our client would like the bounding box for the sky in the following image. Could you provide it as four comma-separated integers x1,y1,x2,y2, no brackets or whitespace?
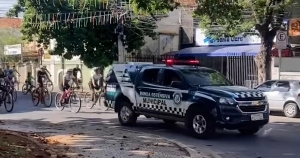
0,0,17,17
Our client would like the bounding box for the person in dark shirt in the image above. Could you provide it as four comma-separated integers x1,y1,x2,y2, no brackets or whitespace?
37,68,49,88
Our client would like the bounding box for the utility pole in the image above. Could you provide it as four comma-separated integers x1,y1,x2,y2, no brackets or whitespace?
117,21,125,63
113,0,128,64
115,16,128,63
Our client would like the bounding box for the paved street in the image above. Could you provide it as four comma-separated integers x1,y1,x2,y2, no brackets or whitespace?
0,92,300,158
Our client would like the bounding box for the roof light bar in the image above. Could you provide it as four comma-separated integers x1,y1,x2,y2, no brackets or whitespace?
165,59,200,66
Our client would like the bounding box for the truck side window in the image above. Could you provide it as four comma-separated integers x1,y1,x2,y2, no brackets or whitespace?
162,69,182,87
142,68,160,84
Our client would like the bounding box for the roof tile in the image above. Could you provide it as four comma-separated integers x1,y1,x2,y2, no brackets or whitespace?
0,18,22,28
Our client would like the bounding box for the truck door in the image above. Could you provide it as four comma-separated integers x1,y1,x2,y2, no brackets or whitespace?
156,69,189,117
135,67,163,113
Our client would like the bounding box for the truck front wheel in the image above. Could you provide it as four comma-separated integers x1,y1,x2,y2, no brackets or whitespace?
238,127,260,135
118,102,137,126
185,110,215,139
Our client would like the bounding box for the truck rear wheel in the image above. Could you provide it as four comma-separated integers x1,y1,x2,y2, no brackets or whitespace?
185,110,215,139
118,102,137,126
238,127,260,135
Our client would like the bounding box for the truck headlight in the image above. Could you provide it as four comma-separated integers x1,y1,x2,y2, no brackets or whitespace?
219,98,235,105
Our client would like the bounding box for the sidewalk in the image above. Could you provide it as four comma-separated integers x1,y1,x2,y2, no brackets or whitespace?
0,119,200,158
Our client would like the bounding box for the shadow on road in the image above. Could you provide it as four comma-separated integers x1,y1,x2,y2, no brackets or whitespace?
0,117,189,158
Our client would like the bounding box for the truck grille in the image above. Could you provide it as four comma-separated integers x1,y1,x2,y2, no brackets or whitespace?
235,97,265,101
239,105,266,112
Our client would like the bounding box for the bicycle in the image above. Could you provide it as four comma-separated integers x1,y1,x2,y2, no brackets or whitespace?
22,82,35,95
42,77,53,92
31,84,52,107
4,80,17,102
84,87,104,109
54,86,81,113
0,85,14,112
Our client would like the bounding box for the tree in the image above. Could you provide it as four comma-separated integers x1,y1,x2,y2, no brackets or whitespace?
6,0,25,17
10,0,163,68
194,0,295,83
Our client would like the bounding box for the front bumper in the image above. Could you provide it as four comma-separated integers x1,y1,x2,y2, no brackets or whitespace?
216,112,269,129
216,103,269,130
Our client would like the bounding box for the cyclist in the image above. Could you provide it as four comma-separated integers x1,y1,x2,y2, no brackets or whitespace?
88,68,102,102
41,65,51,81
25,72,35,90
5,69,15,87
37,67,50,90
12,65,20,87
4,65,10,75
60,69,78,104
72,65,81,87
32,68,51,102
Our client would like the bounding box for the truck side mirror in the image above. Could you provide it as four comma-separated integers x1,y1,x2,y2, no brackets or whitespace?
171,81,183,89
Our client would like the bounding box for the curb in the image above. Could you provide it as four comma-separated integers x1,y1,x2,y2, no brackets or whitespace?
121,128,202,158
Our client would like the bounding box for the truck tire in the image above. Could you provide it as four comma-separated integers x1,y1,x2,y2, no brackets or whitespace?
185,110,215,139
163,119,177,125
118,101,137,126
238,127,260,135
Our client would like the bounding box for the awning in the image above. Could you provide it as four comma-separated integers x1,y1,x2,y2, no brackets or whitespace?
175,45,261,57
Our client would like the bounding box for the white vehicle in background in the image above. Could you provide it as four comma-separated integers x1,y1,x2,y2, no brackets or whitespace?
254,80,300,118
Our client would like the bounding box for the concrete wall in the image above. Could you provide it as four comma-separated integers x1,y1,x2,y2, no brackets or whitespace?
140,8,193,55
271,57,300,80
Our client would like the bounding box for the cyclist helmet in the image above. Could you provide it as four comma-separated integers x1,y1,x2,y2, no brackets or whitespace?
41,65,46,69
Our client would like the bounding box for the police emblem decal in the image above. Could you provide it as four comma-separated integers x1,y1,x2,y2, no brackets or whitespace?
173,92,182,105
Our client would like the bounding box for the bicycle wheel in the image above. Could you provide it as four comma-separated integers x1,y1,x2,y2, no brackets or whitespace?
84,92,95,109
69,92,81,113
43,88,52,107
46,81,53,91
54,92,65,111
4,93,14,112
22,84,28,95
31,89,39,106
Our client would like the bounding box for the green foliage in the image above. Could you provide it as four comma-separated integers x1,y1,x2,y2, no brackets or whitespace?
13,0,159,68
6,0,25,17
194,0,297,82
131,0,179,17
194,0,295,38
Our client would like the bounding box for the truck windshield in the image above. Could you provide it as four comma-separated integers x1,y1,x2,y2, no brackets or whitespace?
180,68,233,86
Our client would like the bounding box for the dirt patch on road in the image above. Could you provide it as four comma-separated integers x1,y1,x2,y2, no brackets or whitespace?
0,130,71,158
0,130,51,158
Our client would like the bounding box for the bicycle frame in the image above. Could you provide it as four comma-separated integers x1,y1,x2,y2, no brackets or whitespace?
62,87,74,102
0,87,7,103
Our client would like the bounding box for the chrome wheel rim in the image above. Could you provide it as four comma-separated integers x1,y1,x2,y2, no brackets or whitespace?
192,115,207,134
285,104,296,116
120,106,131,122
